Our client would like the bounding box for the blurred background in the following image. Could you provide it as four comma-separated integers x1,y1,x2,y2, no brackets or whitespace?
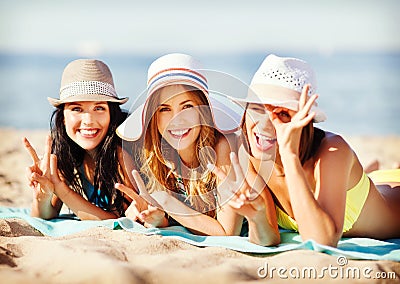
0,0,399,135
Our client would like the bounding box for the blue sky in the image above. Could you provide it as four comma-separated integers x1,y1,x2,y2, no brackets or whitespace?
1,0,399,56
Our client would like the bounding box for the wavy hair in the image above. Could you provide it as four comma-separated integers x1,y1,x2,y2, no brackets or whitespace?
140,86,219,217
50,102,128,216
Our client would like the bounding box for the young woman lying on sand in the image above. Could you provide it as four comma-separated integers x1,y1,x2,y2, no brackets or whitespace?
210,54,400,247
24,59,136,220
115,53,246,236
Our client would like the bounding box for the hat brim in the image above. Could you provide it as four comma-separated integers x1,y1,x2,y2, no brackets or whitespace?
116,90,242,142
48,94,129,107
231,97,327,123
228,84,327,123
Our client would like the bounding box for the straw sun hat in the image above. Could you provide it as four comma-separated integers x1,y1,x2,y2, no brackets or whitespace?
229,54,327,123
48,59,128,107
117,53,240,141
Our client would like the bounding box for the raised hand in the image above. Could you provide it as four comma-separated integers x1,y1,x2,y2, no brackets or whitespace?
115,171,166,227
208,152,266,221
23,135,55,200
269,84,317,156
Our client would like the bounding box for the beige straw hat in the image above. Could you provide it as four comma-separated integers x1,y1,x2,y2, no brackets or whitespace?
48,59,128,107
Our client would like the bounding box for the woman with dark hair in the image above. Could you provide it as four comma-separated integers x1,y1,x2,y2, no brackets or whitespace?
211,54,400,247
24,59,138,220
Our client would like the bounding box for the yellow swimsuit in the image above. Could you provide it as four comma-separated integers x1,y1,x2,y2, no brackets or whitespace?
368,169,400,183
276,169,400,232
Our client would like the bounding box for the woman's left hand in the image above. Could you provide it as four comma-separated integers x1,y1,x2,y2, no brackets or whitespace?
116,171,167,227
208,152,267,221
270,84,317,157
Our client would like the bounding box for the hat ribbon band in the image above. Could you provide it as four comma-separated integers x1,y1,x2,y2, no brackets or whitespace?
59,81,118,100
148,70,208,91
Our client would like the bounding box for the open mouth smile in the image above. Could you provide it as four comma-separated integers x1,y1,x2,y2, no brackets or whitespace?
254,132,276,151
168,128,191,139
79,128,100,138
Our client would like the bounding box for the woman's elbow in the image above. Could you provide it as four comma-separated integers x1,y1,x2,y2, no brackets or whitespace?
250,230,281,247
265,232,281,246
310,236,340,247
300,228,342,247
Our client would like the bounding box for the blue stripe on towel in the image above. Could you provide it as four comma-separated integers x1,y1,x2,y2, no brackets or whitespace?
1,206,399,261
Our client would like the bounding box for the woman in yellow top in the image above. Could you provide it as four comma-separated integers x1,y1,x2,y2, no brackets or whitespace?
211,54,400,247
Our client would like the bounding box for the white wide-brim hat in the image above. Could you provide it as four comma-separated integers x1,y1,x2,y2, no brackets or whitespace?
228,54,327,123
48,59,128,107
117,53,241,141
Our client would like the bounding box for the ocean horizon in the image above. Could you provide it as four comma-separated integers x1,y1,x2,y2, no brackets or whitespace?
0,51,399,135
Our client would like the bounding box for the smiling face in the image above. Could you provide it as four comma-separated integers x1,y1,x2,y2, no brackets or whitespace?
245,103,293,161
155,85,202,153
63,101,110,152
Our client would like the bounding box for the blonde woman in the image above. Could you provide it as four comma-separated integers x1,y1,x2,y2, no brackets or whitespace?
115,53,250,236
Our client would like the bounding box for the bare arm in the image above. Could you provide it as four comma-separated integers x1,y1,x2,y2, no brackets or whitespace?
164,135,242,236
281,153,345,246
23,136,62,219
211,149,280,245
57,146,142,220
25,136,125,220
272,86,348,246
130,169,239,236
51,172,119,220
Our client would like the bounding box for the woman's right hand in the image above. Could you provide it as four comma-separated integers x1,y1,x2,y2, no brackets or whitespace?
23,135,56,201
269,84,317,158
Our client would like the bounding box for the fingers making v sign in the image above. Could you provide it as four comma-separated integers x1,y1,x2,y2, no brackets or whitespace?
23,135,61,199
115,171,166,227
208,152,267,220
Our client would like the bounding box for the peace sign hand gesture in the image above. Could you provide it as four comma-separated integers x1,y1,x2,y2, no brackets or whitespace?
270,84,318,157
115,170,167,227
208,152,266,221
23,135,61,201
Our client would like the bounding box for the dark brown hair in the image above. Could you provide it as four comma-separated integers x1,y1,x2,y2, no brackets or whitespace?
50,102,128,216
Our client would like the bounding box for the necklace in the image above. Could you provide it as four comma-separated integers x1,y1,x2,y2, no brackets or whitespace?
175,158,187,196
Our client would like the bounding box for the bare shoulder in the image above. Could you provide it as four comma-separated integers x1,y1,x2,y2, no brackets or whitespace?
316,131,355,165
117,146,128,161
216,133,239,152
319,132,353,152
117,146,137,188
118,146,137,166
214,133,239,168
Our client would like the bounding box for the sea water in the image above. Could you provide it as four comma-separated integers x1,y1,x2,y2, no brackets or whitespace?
0,52,399,135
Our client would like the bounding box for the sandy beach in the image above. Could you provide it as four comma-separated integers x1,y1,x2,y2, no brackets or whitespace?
1,128,399,283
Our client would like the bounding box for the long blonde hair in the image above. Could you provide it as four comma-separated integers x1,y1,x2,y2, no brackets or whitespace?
141,85,219,217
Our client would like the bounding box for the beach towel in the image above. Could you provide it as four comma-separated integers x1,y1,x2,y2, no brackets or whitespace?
1,206,399,261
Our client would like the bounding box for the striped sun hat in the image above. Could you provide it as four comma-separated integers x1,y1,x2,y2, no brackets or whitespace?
117,53,240,141
48,59,128,107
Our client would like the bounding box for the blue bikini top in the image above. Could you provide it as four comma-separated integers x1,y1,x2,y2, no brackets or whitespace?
79,165,109,208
